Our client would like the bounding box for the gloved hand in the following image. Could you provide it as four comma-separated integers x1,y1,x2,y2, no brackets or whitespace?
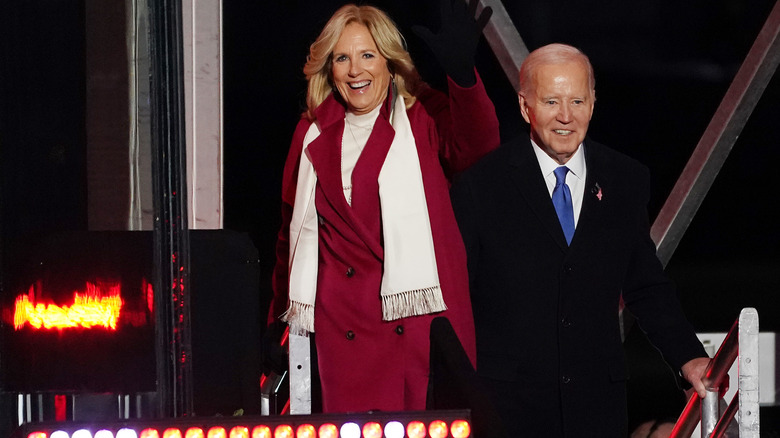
261,320,289,376
412,0,493,87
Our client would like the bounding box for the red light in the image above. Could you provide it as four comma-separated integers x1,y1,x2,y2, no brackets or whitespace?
317,424,338,438
145,279,155,313
362,422,382,438
450,420,470,438
54,394,67,421
294,424,315,438
251,426,272,438
26,432,46,438
207,427,227,438
429,420,448,438
229,427,249,438
163,428,183,438
141,429,161,438
185,428,205,438
13,282,123,330
407,421,426,438
273,425,293,438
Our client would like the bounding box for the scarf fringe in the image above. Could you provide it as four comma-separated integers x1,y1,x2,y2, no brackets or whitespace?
281,300,314,335
382,285,447,321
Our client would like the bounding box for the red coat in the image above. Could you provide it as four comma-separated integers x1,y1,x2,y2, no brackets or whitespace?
270,74,499,412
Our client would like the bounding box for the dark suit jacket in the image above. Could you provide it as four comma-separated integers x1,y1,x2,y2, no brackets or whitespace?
450,135,706,437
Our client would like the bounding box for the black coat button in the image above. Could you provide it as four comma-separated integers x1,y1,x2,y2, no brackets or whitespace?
562,376,571,384
346,267,355,277
395,325,404,335
346,330,355,340
561,317,571,327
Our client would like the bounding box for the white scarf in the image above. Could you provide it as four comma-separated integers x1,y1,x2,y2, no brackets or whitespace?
282,95,446,335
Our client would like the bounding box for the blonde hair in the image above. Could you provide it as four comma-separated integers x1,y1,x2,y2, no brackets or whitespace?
519,43,596,99
303,4,422,121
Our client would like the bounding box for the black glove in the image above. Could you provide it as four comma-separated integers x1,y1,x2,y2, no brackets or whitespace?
412,0,493,87
260,320,289,376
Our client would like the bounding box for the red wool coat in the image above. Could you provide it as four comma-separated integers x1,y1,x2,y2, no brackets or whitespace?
270,74,499,412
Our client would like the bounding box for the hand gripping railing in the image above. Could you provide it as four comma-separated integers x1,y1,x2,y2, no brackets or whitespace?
670,308,760,438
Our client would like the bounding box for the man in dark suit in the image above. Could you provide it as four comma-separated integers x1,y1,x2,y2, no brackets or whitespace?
450,43,711,437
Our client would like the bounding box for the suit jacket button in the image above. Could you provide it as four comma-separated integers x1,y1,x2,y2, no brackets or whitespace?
395,325,404,335
561,317,572,327
346,330,355,340
346,267,355,277
562,375,571,384
564,265,574,274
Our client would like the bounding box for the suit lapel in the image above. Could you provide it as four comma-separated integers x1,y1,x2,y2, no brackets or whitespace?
572,140,610,250
508,136,570,250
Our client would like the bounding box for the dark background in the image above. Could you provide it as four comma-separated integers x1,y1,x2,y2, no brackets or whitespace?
1,0,778,432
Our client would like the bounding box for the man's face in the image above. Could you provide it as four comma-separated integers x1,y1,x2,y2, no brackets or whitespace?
519,61,594,164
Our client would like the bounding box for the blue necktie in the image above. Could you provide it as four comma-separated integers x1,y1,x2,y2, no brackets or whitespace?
552,166,575,245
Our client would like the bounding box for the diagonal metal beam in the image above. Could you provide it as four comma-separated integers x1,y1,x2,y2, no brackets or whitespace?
651,1,780,267
474,0,529,92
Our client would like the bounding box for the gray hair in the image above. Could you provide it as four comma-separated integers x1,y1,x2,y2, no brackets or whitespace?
518,43,595,97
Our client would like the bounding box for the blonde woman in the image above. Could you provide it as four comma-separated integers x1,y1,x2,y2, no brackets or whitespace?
266,0,498,412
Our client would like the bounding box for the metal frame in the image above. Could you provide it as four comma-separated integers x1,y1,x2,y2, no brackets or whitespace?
476,0,529,92
650,1,780,263
149,0,194,418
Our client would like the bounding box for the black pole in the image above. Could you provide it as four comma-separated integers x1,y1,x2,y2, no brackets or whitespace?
148,0,193,418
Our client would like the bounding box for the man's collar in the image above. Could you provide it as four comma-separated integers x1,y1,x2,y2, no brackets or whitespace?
530,139,586,181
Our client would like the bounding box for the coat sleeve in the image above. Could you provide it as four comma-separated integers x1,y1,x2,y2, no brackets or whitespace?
621,164,707,372
268,117,311,325
416,69,500,178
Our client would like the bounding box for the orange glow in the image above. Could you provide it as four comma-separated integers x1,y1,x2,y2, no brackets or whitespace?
251,426,272,438
185,428,205,438
407,421,426,438
207,427,227,438
229,426,249,438
294,424,315,438
450,420,470,438
429,420,448,438
163,428,183,438
317,424,338,438
362,422,382,438
13,282,123,330
26,432,46,438
273,425,293,438
141,428,161,438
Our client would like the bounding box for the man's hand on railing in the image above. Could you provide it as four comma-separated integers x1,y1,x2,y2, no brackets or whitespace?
681,357,712,398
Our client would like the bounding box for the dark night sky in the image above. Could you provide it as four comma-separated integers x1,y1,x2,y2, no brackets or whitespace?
221,0,780,332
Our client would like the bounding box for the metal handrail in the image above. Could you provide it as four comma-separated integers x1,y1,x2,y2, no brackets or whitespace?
710,392,739,438
669,308,760,438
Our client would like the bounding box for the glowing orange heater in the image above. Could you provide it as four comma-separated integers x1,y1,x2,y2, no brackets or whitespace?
13,282,124,330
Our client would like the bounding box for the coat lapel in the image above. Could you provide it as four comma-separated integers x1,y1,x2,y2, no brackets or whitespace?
305,95,386,260
508,136,570,250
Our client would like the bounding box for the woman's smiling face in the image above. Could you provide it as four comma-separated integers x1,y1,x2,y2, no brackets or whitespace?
331,22,391,115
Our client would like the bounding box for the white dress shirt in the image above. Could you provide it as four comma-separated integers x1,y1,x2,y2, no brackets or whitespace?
531,140,587,228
